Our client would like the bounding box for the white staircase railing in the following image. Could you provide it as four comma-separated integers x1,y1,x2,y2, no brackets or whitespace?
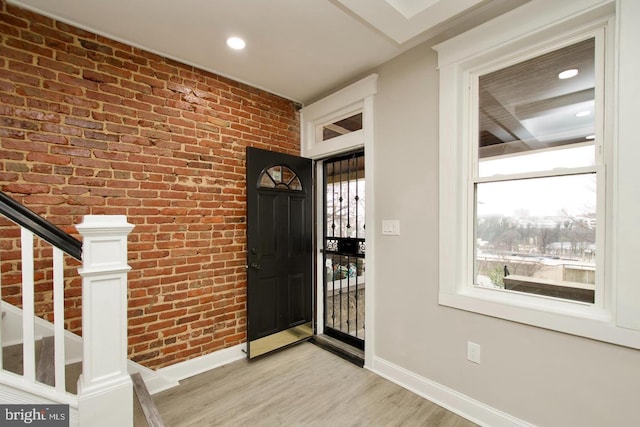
0,229,78,413
17,230,69,393
0,209,134,427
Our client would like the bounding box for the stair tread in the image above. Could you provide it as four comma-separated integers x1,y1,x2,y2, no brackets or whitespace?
36,336,55,386
131,372,165,427
65,362,82,394
2,342,26,376
2,338,81,394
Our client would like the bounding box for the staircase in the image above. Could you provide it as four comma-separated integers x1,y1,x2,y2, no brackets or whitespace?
1,333,81,391
0,191,164,426
1,311,164,427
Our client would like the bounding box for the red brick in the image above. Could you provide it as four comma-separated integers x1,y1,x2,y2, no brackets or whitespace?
64,117,103,130
3,183,49,194
5,37,53,58
0,1,300,370
97,63,132,79
55,51,93,69
56,74,99,92
100,83,134,99
0,45,33,63
41,80,82,96
30,23,74,43
79,39,113,55
38,124,79,139
146,320,175,333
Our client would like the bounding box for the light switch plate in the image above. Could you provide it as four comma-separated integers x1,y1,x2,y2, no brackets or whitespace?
382,220,400,236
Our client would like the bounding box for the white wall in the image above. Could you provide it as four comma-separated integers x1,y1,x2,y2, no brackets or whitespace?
371,13,640,427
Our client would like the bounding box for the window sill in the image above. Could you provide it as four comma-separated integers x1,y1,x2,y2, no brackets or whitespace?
439,290,640,350
502,275,594,303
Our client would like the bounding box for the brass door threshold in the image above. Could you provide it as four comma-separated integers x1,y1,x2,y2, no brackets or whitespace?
248,323,313,359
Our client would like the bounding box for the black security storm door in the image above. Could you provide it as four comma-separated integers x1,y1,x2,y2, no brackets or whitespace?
323,150,365,349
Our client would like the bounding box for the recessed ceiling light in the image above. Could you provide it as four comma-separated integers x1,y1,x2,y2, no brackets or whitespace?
226,37,246,50
585,134,596,140
576,110,591,117
558,69,579,79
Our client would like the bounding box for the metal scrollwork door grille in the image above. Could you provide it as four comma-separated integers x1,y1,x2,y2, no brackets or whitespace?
323,151,365,347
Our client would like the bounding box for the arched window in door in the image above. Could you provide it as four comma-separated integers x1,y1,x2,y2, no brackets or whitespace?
258,165,303,191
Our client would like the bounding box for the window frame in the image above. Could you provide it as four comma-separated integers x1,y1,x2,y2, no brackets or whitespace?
469,29,606,312
434,0,640,348
300,74,376,159
316,110,363,143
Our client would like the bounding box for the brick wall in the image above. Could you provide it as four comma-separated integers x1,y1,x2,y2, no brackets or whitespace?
0,0,300,368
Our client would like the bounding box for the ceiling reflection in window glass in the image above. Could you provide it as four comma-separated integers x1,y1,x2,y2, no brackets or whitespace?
321,112,363,141
478,38,596,177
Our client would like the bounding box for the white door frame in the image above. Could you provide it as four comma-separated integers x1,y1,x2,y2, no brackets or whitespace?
300,74,377,368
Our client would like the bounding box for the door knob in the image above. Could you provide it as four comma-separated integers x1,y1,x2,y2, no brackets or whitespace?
250,263,261,270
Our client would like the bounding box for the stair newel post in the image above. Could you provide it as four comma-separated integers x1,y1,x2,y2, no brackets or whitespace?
76,215,134,427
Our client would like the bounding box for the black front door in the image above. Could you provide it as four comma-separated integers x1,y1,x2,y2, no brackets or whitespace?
246,147,313,359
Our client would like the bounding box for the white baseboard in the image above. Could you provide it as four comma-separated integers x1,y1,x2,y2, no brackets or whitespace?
154,343,246,393
370,356,533,427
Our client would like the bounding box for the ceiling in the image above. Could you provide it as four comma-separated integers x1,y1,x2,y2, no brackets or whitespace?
7,0,529,104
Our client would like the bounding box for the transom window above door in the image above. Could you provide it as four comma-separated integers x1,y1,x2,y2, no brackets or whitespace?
318,112,363,142
300,74,376,159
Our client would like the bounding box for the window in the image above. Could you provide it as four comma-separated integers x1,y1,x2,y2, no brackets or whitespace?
474,38,600,304
300,74,376,159
319,112,363,142
258,166,302,191
434,0,640,348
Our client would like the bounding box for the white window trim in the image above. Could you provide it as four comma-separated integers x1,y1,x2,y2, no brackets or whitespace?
301,74,377,159
468,27,608,319
300,74,377,367
434,0,640,349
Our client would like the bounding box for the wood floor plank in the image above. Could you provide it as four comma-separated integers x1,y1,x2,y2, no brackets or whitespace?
154,343,477,427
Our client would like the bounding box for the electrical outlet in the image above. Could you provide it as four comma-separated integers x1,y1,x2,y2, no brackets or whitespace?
467,341,481,364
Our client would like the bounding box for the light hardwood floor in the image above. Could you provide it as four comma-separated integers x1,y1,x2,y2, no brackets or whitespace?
153,342,477,427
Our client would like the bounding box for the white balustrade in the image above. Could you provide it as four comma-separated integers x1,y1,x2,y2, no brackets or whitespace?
0,213,134,427
20,228,36,383
53,247,66,394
